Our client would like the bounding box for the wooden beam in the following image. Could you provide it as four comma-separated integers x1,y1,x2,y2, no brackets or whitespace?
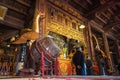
73,0,88,10
47,1,88,22
102,33,113,71
0,2,27,15
112,27,119,33
108,9,114,15
86,0,93,5
90,20,117,40
113,34,120,39
0,15,24,29
90,20,104,31
106,32,117,40
85,1,119,18
88,22,96,61
0,30,19,40
66,0,70,3
115,40,120,60
16,0,31,7
116,25,120,30
103,22,120,31
101,12,110,19
103,10,120,29
59,0,85,16
95,13,107,24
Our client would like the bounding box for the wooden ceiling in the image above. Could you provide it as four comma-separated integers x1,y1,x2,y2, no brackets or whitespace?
0,0,35,41
63,0,120,40
0,0,120,43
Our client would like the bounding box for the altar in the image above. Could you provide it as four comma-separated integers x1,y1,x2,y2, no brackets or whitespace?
58,59,72,75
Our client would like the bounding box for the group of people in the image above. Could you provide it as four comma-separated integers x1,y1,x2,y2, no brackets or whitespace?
71,46,120,76
72,46,93,75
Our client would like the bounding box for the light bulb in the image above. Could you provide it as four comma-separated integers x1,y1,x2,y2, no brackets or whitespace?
79,24,85,29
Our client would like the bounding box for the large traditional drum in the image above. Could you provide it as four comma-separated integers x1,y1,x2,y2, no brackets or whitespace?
26,37,60,75
38,37,60,57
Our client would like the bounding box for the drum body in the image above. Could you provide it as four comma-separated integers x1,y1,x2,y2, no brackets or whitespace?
38,37,60,57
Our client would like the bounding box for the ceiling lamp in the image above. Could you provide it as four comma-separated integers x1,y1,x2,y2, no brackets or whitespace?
79,24,85,29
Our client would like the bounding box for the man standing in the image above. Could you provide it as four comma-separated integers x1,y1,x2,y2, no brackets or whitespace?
117,60,120,75
86,56,93,75
72,46,85,75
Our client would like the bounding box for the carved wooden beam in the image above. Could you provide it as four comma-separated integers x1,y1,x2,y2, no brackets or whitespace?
85,1,119,19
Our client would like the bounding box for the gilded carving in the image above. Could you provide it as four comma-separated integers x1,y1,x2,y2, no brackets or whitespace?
47,0,87,22
45,1,85,45
60,63,68,75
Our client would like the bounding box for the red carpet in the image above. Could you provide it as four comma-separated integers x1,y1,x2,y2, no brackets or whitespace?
0,76,120,80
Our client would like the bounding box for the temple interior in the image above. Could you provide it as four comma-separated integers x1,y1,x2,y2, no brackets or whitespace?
0,0,120,80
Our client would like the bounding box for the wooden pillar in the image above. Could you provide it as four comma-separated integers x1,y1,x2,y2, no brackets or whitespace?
84,23,91,57
115,40,120,61
102,33,113,73
32,0,46,76
83,24,88,55
33,0,46,39
102,34,109,57
88,22,96,62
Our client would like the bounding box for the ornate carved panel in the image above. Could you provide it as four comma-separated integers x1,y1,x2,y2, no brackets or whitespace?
46,3,85,44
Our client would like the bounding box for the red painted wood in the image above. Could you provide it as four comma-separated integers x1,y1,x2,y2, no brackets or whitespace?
41,52,44,77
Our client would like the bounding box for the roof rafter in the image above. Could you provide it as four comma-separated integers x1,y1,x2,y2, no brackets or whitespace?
60,0,84,15
103,22,120,31
103,10,120,31
85,0,119,19
86,0,92,4
73,0,88,10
